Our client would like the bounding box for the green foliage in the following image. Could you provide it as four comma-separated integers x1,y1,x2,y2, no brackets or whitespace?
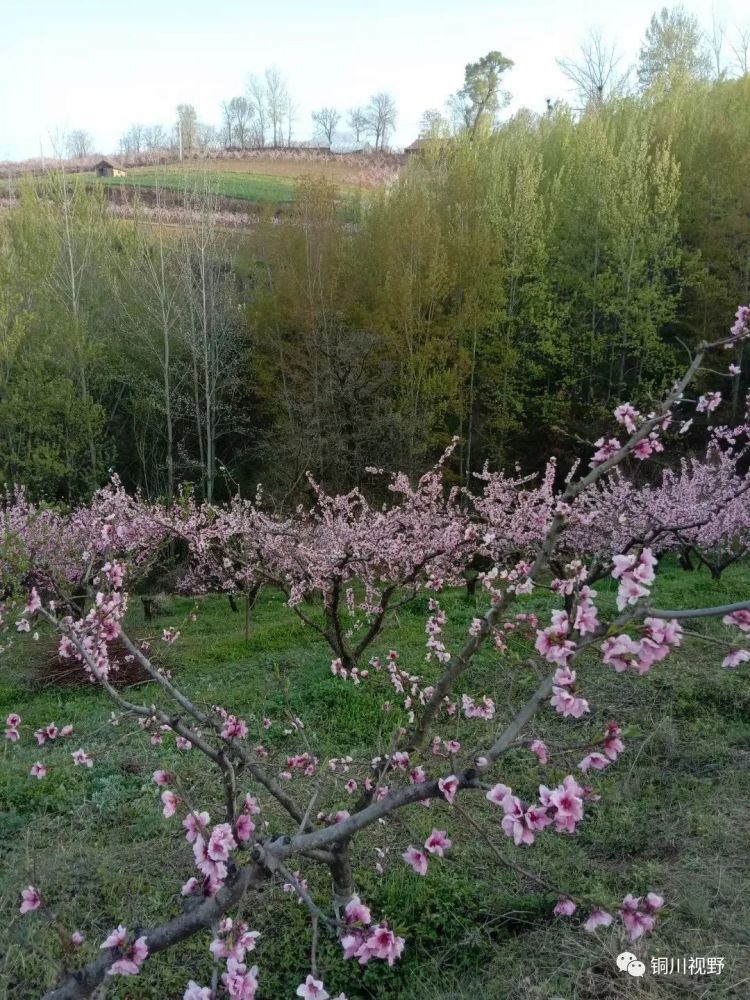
0,364,109,499
637,6,712,90
455,51,515,136
1,73,750,502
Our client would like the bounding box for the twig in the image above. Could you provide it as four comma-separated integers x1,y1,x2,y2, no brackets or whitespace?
451,803,603,911
276,863,336,933
679,627,741,649
310,915,320,978
299,782,323,835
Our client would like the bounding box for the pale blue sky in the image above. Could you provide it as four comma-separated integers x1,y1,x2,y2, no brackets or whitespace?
0,0,747,159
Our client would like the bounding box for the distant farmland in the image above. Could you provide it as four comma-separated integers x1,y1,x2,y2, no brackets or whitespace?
95,154,397,207
99,166,297,205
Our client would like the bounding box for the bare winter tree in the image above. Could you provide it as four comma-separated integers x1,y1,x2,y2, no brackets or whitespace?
347,107,368,143
180,177,244,502
220,101,234,148
706,13,727,80
36,173,107,483
265,67,289,147
446,90,473,133
143,125,168,153
229,97,253,149
132,123,146,153
364,92,397,151
419,108,451,138
246,75,268,148
176,104,198,154
557,28,631,107
196,123,220,152
730,23,750,76
120,124,145,156
311,107,340,147
65,130,94,159
285,92,296,147
108,191,185,503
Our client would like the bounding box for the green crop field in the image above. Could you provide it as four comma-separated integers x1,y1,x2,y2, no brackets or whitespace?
2,562,750,997
99,167,298,205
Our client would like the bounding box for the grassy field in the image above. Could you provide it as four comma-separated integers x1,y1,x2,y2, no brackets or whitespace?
2,562,750,998
94,155,390,208
98,166,298,205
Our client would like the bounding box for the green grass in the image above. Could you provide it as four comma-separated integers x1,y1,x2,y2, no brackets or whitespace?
2,562,750,998
98,168,297,205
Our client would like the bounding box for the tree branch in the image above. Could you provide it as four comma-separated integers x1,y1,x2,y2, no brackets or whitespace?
40,863,267,1000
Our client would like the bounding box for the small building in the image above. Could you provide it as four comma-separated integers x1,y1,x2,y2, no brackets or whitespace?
404,137,454,158
404,138,432,156
94,159,127,177
330,141,371,155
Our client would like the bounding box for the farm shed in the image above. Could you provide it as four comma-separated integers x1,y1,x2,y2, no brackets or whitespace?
404,138,454,157
94,159,126,177
404,139,431,155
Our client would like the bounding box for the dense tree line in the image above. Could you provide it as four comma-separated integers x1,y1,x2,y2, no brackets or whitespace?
1,71,749,502
118,74,399,158
249,73,750,491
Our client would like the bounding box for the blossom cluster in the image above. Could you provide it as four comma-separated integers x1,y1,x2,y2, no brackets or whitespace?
553,890,664,941
402,828,452,874
611,549,657,611
100,925,149,977
340,896,405,967
602,619,682,675
486,775,587,846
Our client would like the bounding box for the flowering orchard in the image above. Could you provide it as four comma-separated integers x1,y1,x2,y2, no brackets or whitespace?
3,308,750,999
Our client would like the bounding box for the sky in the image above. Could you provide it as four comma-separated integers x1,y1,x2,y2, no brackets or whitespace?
0,0,748,161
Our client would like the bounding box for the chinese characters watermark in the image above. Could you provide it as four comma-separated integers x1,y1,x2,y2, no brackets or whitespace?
650,956,725,976
616,953,725,978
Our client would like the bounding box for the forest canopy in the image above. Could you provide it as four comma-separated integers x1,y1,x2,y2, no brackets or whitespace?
1,72,749,502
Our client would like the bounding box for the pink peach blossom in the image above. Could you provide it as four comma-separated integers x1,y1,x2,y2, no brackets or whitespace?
296,974,329,1000
723,648,750,668
438,775,459,804
20,886,41,914
578,752,610,773
161,790,179,818
583,908,613,932
361,923,405,965
424,828,452,856
184,983,212,1000
235,814,256,842
101,925,128,949
486,783,512,806
345,895,371,924
402,846,428,875
207,823,237,862
183,810,210,843
554,897,577,916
